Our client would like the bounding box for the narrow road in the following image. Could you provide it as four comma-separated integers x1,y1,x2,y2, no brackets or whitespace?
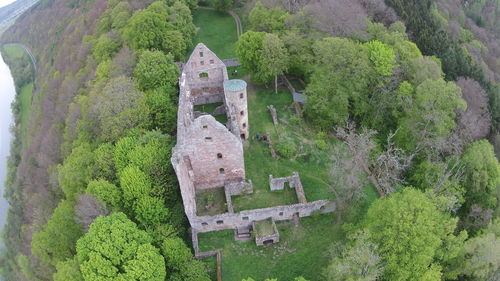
2,42,37,72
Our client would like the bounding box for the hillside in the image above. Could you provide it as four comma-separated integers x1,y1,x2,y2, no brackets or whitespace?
0,0,499,281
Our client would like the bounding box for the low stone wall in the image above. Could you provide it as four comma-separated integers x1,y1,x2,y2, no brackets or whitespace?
269,172,307,204
225,180,253,196
191,199,332,232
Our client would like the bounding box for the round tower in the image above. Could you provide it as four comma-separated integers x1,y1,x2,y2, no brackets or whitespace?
223,79,248,140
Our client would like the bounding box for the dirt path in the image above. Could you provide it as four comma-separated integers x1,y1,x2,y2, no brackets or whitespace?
228,10,242,38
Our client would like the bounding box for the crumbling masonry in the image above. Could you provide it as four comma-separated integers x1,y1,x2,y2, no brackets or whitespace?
171,44,334,246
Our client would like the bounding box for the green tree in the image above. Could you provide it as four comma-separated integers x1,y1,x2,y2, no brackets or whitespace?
236,31,266,81
76,213,165,281
211,0,232,12
114,136,139,173
119,166,152,210
32,200,83,266
168,1,196,44
124,1,187,58
134,50,179,91
260,33,288,93
134,195,170,227
92,33,121,63
396,79,466,153
161,237,211,281
304,38,373,129
93,142,116,182
53,258,83,281
365,40,396,76
58,143,95,199
363,188,466,281
460,140,499,212
88,76,148,141
405,57,443,86
86,179,122,210
145,86,177,134
324,230,382,281
458,219,500,281
248,2,289,33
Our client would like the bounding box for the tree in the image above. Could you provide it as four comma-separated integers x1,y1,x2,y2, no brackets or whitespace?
363,188,467,281
86,179,122,210
304,38,373,129
145,86,177,134
58,143,95,199
460,140,499,216
92,32,121,63
124,1,187,58
212,0,232,12
396,79,466,154
236,31,266,82
161,237,211,281
114,136,139,173
324,230,382,281
88,76,148,141
454,77,491,142
76,213,165,281
53,258,83,281
119,165,152,210
134,50,179,91
75,194,109,232
457,219,500,281
167,1,196,46
248,2,290,33
405,56,442,86
32,200,83,266
260,33,288,93
93,142,116,182
134,195,169,227
365,40,396,76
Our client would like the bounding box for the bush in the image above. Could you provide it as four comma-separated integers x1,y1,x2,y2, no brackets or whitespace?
275,141,297,159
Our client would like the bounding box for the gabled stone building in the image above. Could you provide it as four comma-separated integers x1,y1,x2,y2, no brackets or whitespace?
171,44,333,246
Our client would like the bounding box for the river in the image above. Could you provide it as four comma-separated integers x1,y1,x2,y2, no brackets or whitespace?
0,51,15,245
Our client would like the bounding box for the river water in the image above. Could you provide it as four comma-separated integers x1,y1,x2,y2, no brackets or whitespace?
0,51,15,242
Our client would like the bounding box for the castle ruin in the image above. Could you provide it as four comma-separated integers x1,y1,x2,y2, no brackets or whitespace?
171,44,334,246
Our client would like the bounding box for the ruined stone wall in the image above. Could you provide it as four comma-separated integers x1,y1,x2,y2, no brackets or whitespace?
183,116,245,189
191,199,332,232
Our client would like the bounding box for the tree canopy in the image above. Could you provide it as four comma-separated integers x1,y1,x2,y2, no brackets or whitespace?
76,213,165,281
363,188,466,281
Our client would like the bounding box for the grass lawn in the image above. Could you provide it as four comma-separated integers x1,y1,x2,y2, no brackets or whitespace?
3,45,25,58
231,84,336,211
196,187,228,216
198,214,344,281
190,8,238,60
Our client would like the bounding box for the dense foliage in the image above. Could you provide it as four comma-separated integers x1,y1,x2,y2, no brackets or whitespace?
1,0,499,280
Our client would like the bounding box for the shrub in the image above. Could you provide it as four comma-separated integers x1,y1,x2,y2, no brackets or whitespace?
275,141,297,159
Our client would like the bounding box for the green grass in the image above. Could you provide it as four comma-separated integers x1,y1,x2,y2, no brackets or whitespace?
19,83,33,138
254,218,276,238
190,8,238,60
193,102,223,114
2,45,25,59
231,85,336,211
198,214,344,281
196,187,228,216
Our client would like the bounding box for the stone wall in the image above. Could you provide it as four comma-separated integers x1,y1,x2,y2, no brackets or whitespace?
182,116,245,189
191,199,332,232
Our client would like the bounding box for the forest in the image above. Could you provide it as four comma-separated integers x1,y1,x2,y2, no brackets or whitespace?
0,0,498,281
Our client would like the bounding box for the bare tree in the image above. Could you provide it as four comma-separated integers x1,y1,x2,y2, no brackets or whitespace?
330,145,367,222
75,194,108,232
335,122,386,197
461,204,494,231
372,131,414,195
